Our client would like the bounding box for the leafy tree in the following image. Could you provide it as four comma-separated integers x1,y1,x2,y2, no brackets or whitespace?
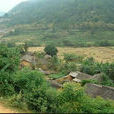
44,44,58,57
0,46,21,96
0,46,20,73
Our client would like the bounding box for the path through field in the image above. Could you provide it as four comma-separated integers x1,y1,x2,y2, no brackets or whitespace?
0,103,17,113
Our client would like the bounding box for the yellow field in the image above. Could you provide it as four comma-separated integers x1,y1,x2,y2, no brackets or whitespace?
28,47,114,63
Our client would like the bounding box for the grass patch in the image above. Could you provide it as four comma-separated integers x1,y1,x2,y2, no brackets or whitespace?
48,73,65,79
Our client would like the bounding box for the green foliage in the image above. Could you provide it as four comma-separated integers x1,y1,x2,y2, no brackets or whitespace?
62,62,77,74
0,45,114,113
0,46,20,72
55,83,114,113
24,42,29,53
48,56,60,71
48,73,65,80
81,57,101,75
0,71,15,96
1,0,114,47
101,73,114,87
57,82,114,113
58,83,85,104
81,79,98,86
0,46,21,96
25,87,58,113
81,96,114,113
64,53,83,63
6,0,114,26
80,57,114,82
35,52,45,59
9,93,28,110
44,45,58,57
13,68,45,94
100,63,114,81
95,40,112,47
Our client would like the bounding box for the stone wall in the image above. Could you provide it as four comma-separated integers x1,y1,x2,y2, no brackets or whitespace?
85,83,114,100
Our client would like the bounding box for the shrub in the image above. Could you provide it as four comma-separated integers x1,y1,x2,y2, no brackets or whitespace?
62,62,77,74
13,68,46,94
62,40,75,47
101,73,114,87
57,83,85,113
25,87,57,113
57,82,114,113
64,53,83,63
44,44,58,57
97,40,111,47
35,52,45,59
0,46,20,73
9,93,28,110
100,63,114,81
0,71,15,96
48,72,65,79
48,56,60,71
81,57,101,75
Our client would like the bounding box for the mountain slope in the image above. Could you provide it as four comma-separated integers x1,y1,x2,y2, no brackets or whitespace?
5,0,114,26
0,0,114,47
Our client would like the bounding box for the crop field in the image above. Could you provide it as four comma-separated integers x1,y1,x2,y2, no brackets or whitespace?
28,47,114,63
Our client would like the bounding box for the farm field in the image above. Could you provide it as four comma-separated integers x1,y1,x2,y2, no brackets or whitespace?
28,46,114,63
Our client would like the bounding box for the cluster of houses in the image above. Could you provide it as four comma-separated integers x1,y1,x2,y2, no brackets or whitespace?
20,53,114,100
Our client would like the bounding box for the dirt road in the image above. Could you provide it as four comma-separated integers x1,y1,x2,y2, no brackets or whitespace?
0,103,17,113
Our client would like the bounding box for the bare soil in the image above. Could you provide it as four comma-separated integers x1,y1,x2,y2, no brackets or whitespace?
0,103,17,113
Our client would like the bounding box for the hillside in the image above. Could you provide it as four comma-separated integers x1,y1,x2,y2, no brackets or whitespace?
5,0,114,25
0,0,114,47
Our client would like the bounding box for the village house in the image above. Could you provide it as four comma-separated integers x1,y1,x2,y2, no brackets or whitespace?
85,83,114,100
56,71,92,84
20,52,36,68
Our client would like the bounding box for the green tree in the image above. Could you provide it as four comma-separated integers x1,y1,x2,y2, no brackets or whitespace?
44,44,58,57
0,46,20,73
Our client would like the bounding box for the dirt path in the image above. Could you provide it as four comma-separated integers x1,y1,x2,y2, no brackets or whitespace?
0,103,17,113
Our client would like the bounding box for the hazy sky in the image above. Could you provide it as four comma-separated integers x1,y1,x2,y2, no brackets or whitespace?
0,0,27,12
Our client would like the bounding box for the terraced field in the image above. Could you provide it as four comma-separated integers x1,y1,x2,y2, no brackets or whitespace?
28,47,114,63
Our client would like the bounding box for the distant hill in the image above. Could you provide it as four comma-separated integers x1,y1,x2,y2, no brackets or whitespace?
0,0,114,47
4,0,114,26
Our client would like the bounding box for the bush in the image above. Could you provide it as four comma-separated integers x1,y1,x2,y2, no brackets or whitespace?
57,82,114,113
64,53,83,63
100,63,114,81
13,68,46,94
101,73,114,87
96,40,111,47
44,44,58,57
0,46,20,73
25,87,58,113
62,40,75,47
0,46,21,96
48,56,60,71
48,72,65,79
9,93,28,110
62,62,77,74
81,57,101,75
0,71,15,96
35,52,45,59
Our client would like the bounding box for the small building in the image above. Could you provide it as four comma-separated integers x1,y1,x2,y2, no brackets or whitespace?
20,54,36,68
69,71,92,83
85,83,114,100
56,72,92,84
